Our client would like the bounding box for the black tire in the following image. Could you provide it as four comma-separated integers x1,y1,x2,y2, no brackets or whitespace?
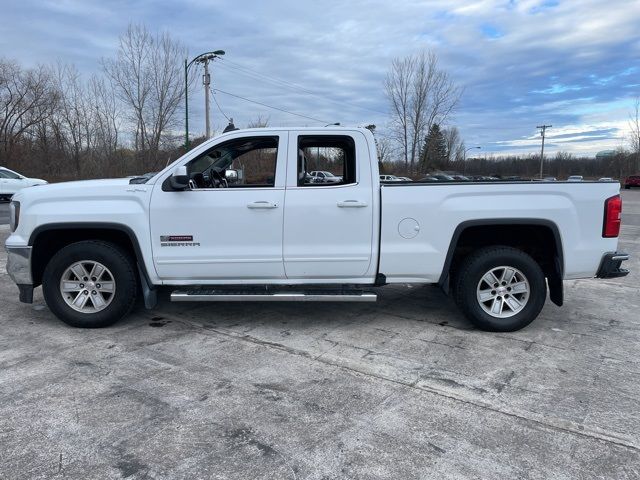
453,246,546,332
625,185,631,189
42,241,137,328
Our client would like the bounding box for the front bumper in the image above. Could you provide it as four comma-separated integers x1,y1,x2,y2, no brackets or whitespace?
6,246,33,303
596,252,630,279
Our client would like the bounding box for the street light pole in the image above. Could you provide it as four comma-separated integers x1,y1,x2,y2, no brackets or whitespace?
184,59,189,149
184,50,225,149
203,58,211,138
463,146,481,175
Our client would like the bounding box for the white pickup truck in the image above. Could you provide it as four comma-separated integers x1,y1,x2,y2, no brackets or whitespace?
5,127,629,331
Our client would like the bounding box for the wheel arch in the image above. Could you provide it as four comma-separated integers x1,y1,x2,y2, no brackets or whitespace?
439,219,564,306
28,222,152,289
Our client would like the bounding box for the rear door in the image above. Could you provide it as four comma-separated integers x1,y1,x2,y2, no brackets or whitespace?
283,131,375,280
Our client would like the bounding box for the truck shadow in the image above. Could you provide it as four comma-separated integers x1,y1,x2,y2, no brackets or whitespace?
137,284,474,333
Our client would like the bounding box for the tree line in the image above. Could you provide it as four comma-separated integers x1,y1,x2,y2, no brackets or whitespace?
0,24,192,182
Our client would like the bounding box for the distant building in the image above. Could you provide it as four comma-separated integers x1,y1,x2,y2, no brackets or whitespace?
596,150,616,160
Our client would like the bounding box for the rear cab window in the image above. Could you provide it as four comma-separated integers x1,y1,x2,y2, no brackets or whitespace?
296,135,357,186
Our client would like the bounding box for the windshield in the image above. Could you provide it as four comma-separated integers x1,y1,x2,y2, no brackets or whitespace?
0,168,23,179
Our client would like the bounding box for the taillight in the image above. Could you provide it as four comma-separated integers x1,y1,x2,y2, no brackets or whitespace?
603,194,622,238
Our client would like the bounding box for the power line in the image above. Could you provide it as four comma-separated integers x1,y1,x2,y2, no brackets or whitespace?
213,88,331,124
219,59,318,95
217,58,389,117
210,88,230,121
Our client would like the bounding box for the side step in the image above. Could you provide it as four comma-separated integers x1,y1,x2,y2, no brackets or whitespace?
170,287,377,302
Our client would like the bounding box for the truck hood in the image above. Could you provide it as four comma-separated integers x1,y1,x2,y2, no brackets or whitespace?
11,178,136,203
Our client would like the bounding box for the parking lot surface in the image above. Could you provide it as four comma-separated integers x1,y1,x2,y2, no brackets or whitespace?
1,191,639,479
0,201,8,225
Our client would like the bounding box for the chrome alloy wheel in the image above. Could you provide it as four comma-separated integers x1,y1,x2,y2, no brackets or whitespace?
476,266,530,318
59,260,116,313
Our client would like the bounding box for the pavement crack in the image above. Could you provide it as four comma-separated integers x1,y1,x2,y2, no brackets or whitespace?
190,321,640,453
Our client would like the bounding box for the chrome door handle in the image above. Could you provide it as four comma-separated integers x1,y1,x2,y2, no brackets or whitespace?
337,200,368,208
247,201,278,209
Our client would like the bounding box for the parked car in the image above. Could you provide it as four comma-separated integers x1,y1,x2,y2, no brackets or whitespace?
470,175,499,181
567,175,584,182
430,173,455,181
379,174,403,182
598,177,614,182
451,175,471,181
624,175,640,189
502,176,529,181
418,175,440,182
543,177,557,182
308,171,342,184
396,177,413,181
5,127,629,333
0,167,47,200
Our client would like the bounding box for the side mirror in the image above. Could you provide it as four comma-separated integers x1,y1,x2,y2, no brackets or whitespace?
169,165,189,190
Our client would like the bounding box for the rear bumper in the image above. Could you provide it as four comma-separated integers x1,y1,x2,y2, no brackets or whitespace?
5,246,33,303
596,252,630,279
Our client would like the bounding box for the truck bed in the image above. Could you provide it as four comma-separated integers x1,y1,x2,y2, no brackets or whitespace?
378,181,621,283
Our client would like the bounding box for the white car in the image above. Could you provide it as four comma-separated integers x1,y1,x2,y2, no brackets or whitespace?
0,167,47,200
567,175,584,182
308,171,342,183
379,175,403,182
5,127,629,332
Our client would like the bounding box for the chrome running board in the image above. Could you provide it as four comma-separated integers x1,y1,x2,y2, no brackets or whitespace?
170,288,377,302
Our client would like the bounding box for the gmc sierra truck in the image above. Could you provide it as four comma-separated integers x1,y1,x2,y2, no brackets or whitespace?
5,127,630,331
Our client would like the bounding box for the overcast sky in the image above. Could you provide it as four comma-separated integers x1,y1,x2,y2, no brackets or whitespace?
2,0,639,156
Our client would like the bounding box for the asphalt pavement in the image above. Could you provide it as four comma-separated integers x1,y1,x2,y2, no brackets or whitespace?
0,190,639,478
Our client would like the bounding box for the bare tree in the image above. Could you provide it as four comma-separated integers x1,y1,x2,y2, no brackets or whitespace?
102,24,187,168
53,63,94,174
246,115,270,128
629,96,640,173
442,126,462,164
384,51,462,171
376,136,392,164
87,74,127,176
0,59,58,162
384,57,412,168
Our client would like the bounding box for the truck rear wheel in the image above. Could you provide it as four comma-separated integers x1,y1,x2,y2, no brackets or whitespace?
42,241,137,328
453,246,546,332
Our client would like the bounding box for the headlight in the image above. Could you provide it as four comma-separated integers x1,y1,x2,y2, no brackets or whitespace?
9,201,20,232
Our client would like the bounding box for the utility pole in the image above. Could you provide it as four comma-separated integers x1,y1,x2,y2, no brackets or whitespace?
537,125,552,179
203,57,211,139
184,50,225,148
184,59,189,148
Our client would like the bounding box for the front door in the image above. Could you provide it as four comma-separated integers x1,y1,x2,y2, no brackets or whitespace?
150,132,288,281
283,132,375,280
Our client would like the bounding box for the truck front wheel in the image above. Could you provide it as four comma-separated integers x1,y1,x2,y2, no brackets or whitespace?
42,241,137,328
453,246,547,332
